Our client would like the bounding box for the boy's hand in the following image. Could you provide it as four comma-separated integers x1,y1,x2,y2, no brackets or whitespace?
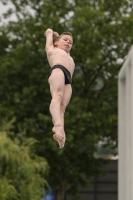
53,31,59,38
44,28,53,36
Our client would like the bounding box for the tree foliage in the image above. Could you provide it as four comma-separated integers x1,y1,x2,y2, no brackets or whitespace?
0,0,133,199
0,119,48,200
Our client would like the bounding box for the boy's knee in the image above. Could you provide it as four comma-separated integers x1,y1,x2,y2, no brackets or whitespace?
53,92,63,102
61,102,66,113
57,92,63,101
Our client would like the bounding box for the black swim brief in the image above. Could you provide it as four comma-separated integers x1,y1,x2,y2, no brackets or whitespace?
48,65,72,85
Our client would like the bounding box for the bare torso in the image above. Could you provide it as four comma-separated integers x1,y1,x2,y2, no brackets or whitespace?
46,47,75,77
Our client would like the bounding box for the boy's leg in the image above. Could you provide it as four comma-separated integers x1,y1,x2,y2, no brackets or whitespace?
60,84,72,132
53,84,72,147
48,69,65,147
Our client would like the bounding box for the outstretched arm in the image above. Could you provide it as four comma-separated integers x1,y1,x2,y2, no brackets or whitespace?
44,28,54,51
44,29,59,51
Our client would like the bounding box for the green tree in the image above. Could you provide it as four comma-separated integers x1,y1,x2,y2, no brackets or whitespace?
0,119,48,200
0,0,133,199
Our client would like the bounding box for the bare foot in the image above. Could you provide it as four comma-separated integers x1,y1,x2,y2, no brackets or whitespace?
53,134,65,148
52,126,66,148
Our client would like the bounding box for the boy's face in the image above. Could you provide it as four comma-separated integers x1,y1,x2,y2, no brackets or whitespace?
54,35,73,53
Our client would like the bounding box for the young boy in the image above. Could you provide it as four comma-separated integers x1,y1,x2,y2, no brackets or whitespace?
44,28,75,148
